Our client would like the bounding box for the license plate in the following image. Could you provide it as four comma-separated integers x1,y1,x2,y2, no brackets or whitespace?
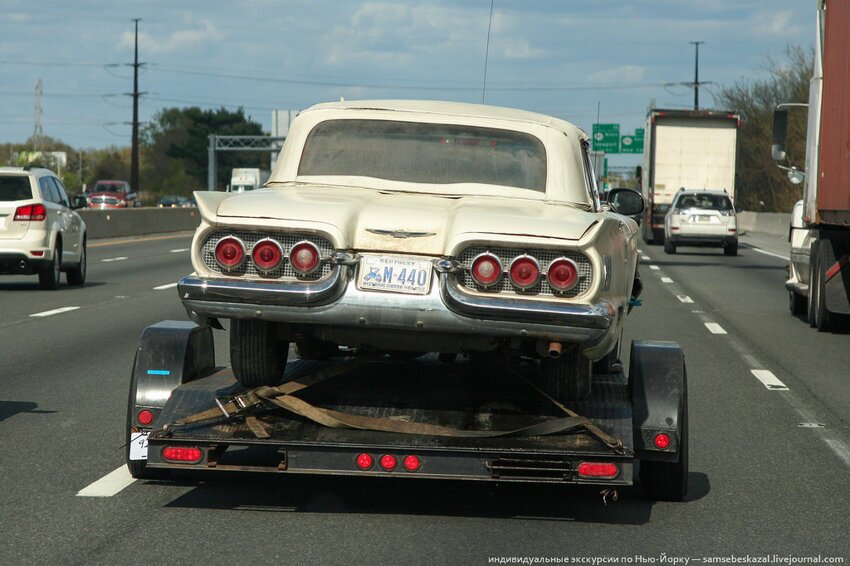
358,255,433,295
694,215,711,222
129,431,149,460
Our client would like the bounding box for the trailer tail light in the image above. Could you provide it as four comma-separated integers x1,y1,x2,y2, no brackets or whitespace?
379,454,397,471
509,255,541,289
471,252,503,287
547,258,579,292
136,409,155,426
162,446,203,463
289,241,321,274
251,238,283,272
403,455,421,472
14,203,47,221
356,453,373,470
214,236,246,270
577,462,619,479
654,433,671,450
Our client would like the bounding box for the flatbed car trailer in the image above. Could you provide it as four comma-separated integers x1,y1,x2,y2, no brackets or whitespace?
126,321,689,501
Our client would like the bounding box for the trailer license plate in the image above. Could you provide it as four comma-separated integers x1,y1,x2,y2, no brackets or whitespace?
358,255,433,295
129,431,149,460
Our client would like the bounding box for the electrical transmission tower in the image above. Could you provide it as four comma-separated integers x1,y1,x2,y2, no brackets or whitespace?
34,79,43,152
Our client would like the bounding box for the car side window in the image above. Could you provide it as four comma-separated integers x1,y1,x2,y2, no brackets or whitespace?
39,177,59,204
51,178,71,208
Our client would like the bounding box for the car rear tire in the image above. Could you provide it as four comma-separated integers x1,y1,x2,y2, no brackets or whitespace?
230,319,289,388
664,239,676,254
67,240,86,286
724,241,738,256
540,348,592,401
38,242,61,290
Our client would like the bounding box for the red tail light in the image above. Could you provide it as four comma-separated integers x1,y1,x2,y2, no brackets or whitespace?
251,238,283,272
162,446,203,463
546,258,579,292
379,454,397,471
403,455,421,472
136,409,155,426
654,433,671,450
356,453,373,470
508,255,540,289
214,236,246,270
289,241,320,274
471,253,503,287
14,203,47,222
577,462,619,479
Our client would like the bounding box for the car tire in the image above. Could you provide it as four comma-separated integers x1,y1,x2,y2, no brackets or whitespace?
38,241,61,290
540,348,592,402
724,241,738,256
664,239,676,254
230,319,289,388
67,240,86,286
789,290,807,316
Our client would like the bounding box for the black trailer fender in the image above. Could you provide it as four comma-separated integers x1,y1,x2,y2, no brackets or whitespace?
126,321,215,478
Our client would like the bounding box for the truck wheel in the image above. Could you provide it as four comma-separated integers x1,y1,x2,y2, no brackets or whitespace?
230,319,289,387
39,242,61,290
640,368,689,501
664,239,676,254
724,241,738,256
789,290,806,316
812,239,837,332
540,348,592,401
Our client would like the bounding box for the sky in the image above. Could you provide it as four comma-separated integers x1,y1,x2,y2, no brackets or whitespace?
0,0,812,167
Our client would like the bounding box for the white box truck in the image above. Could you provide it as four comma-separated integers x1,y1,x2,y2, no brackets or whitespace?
227,168,270,193
640,109,740,244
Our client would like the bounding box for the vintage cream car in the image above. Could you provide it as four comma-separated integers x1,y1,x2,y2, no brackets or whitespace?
179,100,644,400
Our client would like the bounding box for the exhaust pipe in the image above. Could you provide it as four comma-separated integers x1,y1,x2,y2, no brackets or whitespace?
547,341,562,359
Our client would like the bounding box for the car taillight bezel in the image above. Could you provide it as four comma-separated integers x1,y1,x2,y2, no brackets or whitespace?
14,203,47,222
251,238,284,273
289,240,321,275
214,236,247,271
470,252,503,288
546,257,580,292
508,254,541,290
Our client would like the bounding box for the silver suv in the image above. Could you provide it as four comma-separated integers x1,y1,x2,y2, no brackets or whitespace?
664,189,738,256
0,167,87,289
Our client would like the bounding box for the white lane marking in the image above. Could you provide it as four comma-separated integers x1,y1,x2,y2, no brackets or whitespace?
30,306,81,318
751,369,789,391
641,255,651,261
101,256,128,263
76,466,136,497
746,246,790,261
704,322,727,335
677,295,694,303
649,265,660,271
170,248,190,253
153,282,178,290
824,438,850,468
661,277,673,283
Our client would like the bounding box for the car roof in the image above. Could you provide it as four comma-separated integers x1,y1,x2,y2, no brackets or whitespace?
0,166,55,177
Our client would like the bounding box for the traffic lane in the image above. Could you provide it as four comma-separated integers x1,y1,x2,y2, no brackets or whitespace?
21,269,850,563
641,242,850,426
0,234,193,326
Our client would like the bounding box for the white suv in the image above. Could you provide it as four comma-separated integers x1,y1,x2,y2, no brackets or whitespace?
0,167,87,289
664,189,738,256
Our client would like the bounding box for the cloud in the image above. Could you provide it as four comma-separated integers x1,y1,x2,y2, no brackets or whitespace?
118,20,221,55
753,10,804,37
588,65,646,84
501,39,545,60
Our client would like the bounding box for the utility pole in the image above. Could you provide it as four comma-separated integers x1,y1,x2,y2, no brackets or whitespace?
128,18,144,194
689,41,706,110
34,79,43,152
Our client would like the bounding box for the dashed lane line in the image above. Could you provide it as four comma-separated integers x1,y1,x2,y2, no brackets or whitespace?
649,265,660,270
101,256,128,263
170,248,190,253
77,466,135,497
153,282,178,290
750,369,790,391
30,306,81,318
677,295,694,303
661,277,673,283
641,255,651,261
704,322,727,335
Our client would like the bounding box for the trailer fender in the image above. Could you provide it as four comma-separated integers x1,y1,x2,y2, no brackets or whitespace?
629,340,686,463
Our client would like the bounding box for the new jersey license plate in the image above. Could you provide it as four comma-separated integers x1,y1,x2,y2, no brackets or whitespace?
358,255,433,295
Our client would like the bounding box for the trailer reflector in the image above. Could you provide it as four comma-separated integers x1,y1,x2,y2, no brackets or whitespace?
162,446,203,463
356,453,373,470
654,433,671,450
403,455,421,472
825,255,848,281
577,462,619,479
136,409,155,426
379,454,397,471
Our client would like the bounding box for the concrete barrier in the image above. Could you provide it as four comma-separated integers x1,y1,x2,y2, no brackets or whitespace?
78,208,201,240
737,211,791,239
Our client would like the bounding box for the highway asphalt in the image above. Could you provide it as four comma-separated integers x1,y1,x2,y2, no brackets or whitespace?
0,232,848,564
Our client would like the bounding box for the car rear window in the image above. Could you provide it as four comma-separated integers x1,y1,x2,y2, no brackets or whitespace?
298,119,547,191
0,176,33,201
677,193,733,211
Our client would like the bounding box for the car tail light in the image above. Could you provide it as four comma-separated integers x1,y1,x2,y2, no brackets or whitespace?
577,462,619,479
509,255,541,289
137,409,155,426
654,433,671,450
289,241,320,274
356,453,373,470
471,253,503,287
162,446,203,463
14,204,47,222
379,454,397,471
720,209,735,216
403,455,421,472
546,257,579,292
251,238,283,272
214,236,246,270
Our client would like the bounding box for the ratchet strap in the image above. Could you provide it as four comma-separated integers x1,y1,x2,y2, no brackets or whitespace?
161,354,620,446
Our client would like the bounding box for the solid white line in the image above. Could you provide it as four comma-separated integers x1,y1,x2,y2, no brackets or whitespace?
649,265,660,271
169,248,190,253
751,369,789,391
824,439,850,468
76,466,136,497
677,295,694,303
101,256,128,263
30,306,81,318
704,322,727,335
746,246,790,261
661,277,673,283
153,282,178,290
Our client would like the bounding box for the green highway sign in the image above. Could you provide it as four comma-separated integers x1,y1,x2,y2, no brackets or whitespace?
620,127,645,154
592,123,620,153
